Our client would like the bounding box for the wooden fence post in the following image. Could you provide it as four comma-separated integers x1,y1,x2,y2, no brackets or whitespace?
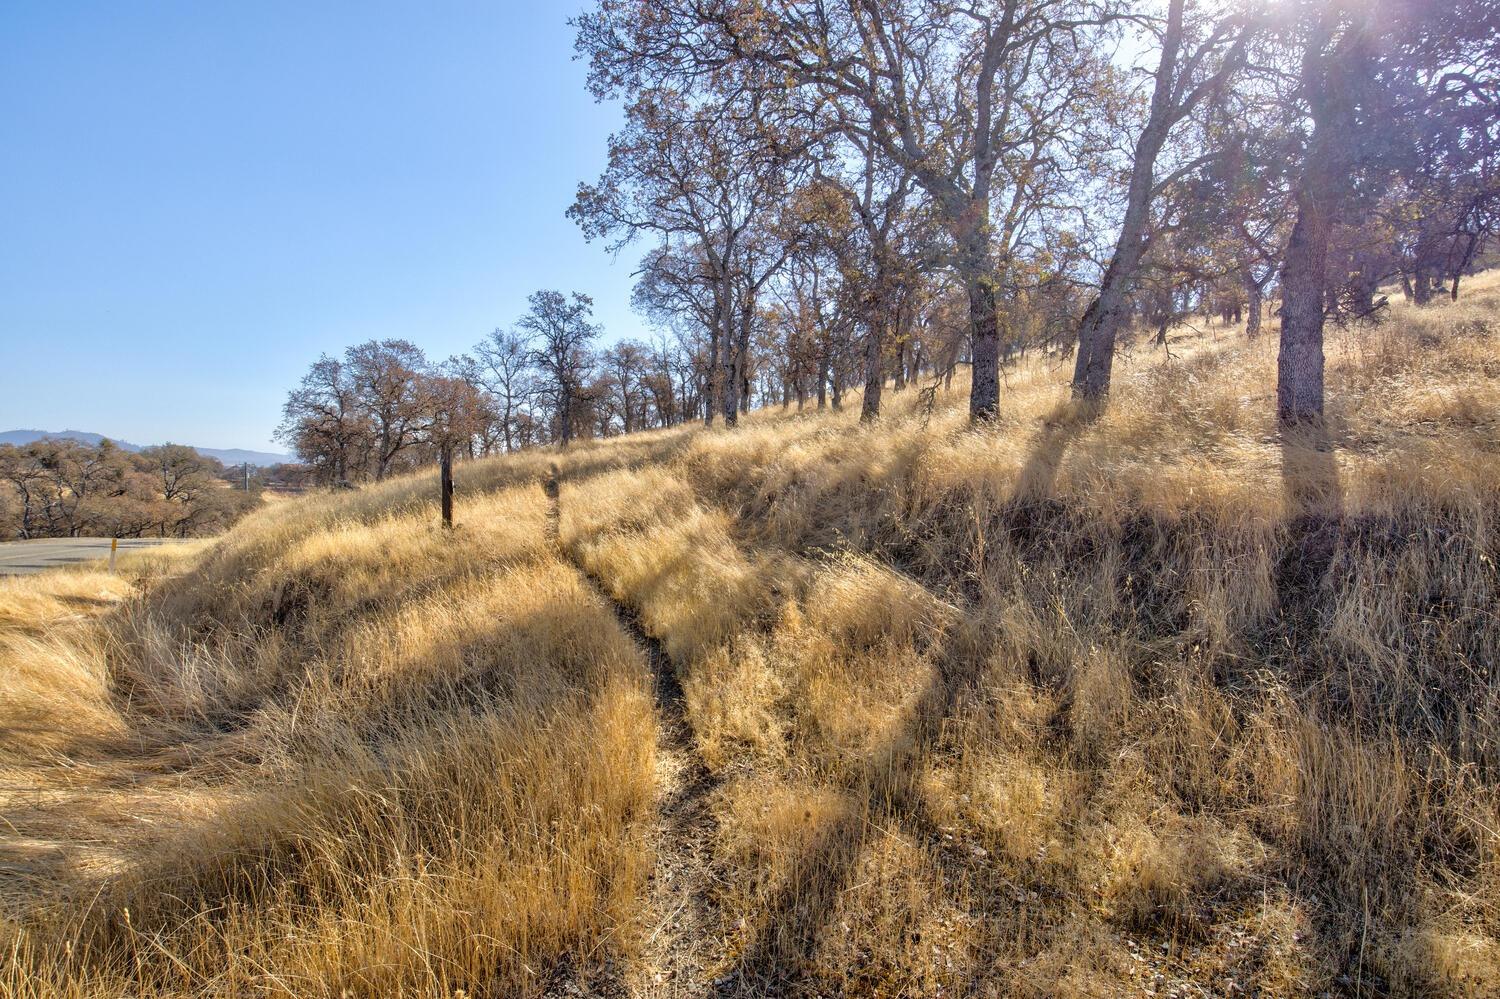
440,447,454,529
544,463,560,544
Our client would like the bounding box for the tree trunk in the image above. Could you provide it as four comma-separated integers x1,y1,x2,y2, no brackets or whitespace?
705,337,720,427
737,296,753,417
558,379,574,446
861,317,884,423
1276,8,1363,428
1071,256,1137,401
722,343,740,426
968,276,1000,421
1069,0,1194,403
1277,190,1332,425
721,282,741,426
1245,273,1264,340
705,281,727,427
1412,268,1433,306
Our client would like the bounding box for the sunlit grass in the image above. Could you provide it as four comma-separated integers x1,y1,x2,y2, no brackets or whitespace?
4,272,1500,996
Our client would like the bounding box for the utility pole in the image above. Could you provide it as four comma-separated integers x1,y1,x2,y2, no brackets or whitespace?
243,462,251,492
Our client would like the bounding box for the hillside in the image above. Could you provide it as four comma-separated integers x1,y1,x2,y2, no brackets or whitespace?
2,277,1499,998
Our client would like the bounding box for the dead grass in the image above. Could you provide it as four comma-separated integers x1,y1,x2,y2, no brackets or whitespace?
0,483,655,998
4,274,1500,996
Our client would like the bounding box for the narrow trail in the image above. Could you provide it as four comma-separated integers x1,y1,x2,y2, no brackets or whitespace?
546,466,729,998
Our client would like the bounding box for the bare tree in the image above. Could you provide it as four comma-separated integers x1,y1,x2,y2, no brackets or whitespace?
1071,0,1253,402
571,89,796,428
473,327,537,453
276,354,370,483
577,0,1116,423
346,339,432,480
519,291,601,446
603,339,651,433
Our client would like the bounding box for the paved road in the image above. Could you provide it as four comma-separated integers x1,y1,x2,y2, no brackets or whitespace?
0,538,192,576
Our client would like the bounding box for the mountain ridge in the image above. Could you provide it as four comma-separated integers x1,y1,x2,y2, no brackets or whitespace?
0,429,290,467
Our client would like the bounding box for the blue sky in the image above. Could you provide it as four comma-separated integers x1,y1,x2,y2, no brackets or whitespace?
0,1,642,452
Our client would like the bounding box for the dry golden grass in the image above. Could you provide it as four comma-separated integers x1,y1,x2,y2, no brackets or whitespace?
4,273,1500,997
0,482,655,998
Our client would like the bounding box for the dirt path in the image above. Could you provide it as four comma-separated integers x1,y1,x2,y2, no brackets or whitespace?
546,467,728,998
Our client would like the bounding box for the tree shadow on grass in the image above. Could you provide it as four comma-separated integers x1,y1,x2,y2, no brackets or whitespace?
1014,406,1095,503
700,415,1100,994
718,618,983,996
1278,419,1344,521
1276,419,1345,622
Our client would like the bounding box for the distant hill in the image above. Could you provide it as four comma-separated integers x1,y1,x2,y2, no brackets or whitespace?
0,429,290,467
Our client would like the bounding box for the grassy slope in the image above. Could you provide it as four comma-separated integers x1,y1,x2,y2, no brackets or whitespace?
4,274,1500,997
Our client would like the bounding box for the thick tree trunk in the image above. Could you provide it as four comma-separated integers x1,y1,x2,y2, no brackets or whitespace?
736,297,753,417
721,287,742,426
706,280,729,427
1277,191,1331,425
1412,268,1433,306
376,432,390,480
705,341,720,427
1276,9,1363,428
1070,154,1161,401
558,380,574,446
722,344,740,426
1071,261,1135,401
968,276,1000,421
861,318,884,423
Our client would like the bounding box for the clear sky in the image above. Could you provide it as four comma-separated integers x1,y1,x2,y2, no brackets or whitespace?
0,1,642,453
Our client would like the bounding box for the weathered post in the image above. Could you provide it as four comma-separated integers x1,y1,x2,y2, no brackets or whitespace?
108,537,118,574
440,446,454,529
544,463,560,544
